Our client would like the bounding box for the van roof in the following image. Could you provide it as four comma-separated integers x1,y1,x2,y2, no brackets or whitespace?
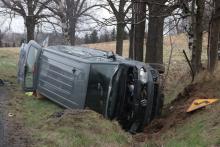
45,45,117,62
44,45,147,67
47,45,108,57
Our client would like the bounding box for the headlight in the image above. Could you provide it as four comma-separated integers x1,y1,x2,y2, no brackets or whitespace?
139,68,148,84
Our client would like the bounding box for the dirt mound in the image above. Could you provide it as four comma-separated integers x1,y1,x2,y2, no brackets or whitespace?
139,75,220,141
143,84,197,138
36,109,132,147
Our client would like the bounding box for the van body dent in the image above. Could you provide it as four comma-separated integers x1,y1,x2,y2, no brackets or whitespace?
17,40,164,133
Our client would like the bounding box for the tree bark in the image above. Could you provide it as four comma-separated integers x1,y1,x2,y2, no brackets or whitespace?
129,23,134,59
25,16,35,42
132,2,146,62
145,5,164,64
0,31,2,47
208,19,220,72
191,0,205,74
208,0,220,72
69,19,76,45
116,22,125,55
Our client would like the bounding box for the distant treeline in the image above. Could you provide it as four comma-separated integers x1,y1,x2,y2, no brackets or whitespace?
0,28,130,48
84,29,129,44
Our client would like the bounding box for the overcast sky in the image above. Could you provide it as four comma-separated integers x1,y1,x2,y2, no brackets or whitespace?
0,6,112,34
1,16,24,33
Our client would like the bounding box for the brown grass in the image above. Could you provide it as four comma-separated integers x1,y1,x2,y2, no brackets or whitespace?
0,33,219,147
85,33,209,103
0,34,209,104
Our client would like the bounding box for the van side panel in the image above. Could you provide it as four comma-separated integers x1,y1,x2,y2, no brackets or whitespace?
37,50,90,109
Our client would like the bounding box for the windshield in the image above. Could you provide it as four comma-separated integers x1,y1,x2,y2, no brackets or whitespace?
85,64,117,114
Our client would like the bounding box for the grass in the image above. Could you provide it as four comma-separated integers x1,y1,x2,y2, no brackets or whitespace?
144,68,220,147
33,110,131,147
0,33,219,147
157,102,220,147
86,33,209,104
0,47,132,147
0,48,19,82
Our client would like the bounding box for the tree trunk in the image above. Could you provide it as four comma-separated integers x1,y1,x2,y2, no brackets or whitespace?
0,33,2,47
129,23,134,59
116,22,125,55
208,19,220,72
145,5,164,64
25,16,35,42
69,19,76,45
208,0,220,72
61,18,70,45
191,0,205,73
132,2,146,62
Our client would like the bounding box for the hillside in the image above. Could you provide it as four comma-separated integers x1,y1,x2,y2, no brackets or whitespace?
142,69,220,146
0,33,219,146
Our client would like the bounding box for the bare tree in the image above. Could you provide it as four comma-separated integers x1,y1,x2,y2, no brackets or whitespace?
129,0,188,63
105,0,132,55
145,0,183,64
0,30,7,47
48,0,100,45
1,0,53,42
208,0,220,72
0,18,8,47
190,0,205,73
129,0,146,61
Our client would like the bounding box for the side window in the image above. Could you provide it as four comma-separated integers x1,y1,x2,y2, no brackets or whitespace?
24,46,38,88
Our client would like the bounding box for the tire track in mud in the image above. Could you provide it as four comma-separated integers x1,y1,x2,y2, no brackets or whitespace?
0,112,4,147
0,88,7,147
0,87,30,147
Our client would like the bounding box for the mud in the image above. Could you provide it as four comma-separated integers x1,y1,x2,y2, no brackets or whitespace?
0,87,30,147
133,83,212,142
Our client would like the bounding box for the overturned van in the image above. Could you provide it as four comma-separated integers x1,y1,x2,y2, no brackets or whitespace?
17,40,164,133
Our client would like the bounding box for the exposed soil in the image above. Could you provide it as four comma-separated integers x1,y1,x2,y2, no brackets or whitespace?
0,85,31,147
133,76,220,143
145,84,198,133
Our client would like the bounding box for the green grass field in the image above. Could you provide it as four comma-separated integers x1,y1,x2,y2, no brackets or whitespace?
0,48,131,146
0,33,219,147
